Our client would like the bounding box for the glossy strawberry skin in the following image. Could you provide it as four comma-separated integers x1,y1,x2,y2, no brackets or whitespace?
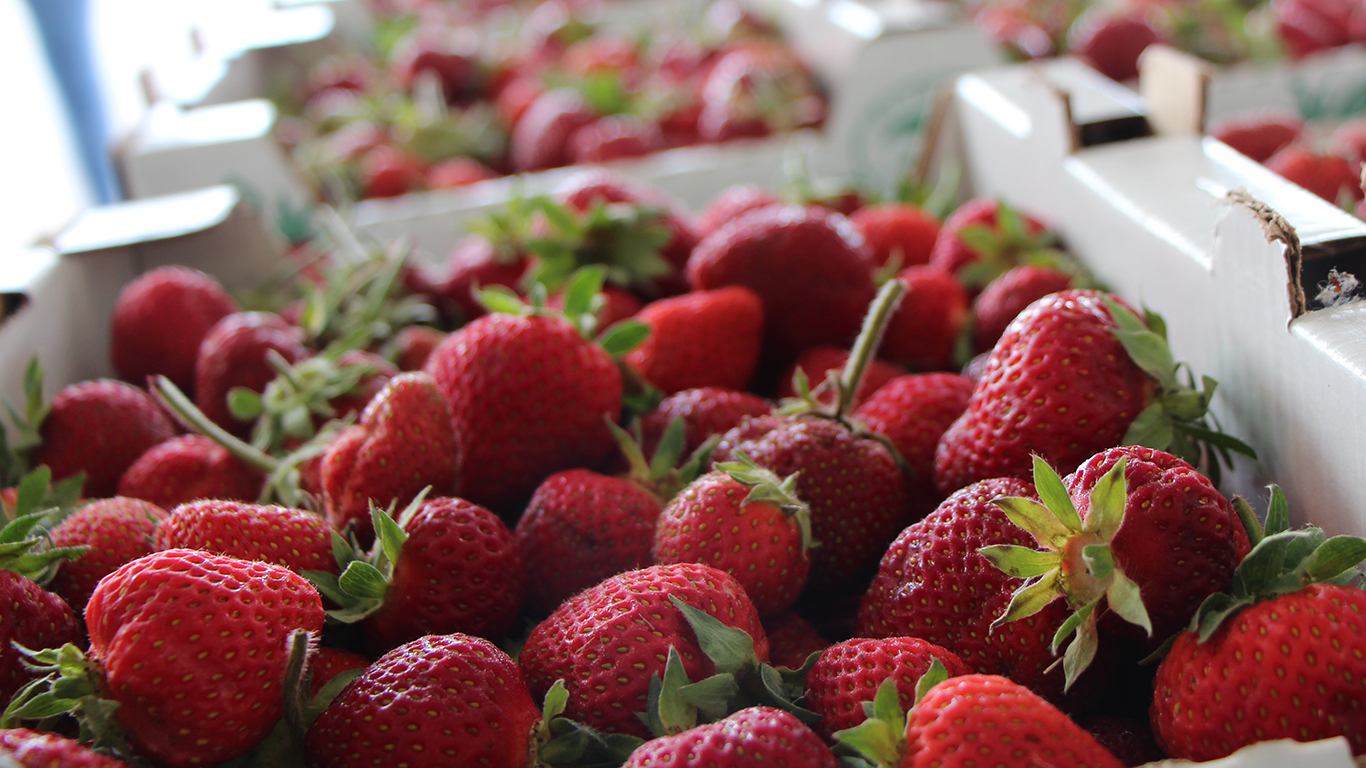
763,611,829,669
935,290,1154,495
905,675,1125,768
194,312,309,438
626,285,764,394
360,144,428,199
425,313,623,515
0,729,130,768
510,88,597,171
880,266,970,371
47,497,167,610
850,203,941,269
35,379,178,498
110,266,239,393
306,634,540,768
971,264,1074,354
623,706,838,768
515,468,663,615
519,563,768,737
695,184,781,237
320,372,459,540
154,500,336,575
361,497,525,655
1152,583,1366,760
635,387,773,462
0,572,81,705
85,549,325,768
117,434,264,510
1209,110,1305,163
807,637,973,740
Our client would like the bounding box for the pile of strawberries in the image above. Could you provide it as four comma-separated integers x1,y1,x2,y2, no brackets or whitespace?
278,0,825,201
3,168,1366,768
1210,108,1366,215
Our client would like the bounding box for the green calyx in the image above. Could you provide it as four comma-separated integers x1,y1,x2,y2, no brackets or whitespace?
832,659,950,768
0,357,50,487
1103,297,1257,486
477,265,650,358
1,643,128,756
607,416,711,505
229,350,376,456
1184,486,1366,645
0,468,88,586
954,201,1076,290
714,452,814,556
981,455,1152,691
302,488,430,624
533,680,645,767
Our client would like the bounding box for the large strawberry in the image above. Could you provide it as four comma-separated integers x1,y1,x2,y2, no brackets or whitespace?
116,434,264,509
694,184,781,237
34,379,177,498
970,263,1075,354
194,311,310,438
1,569,81,706
153,499,336,574
110,266,239,394
879,266,969,372
850,202,941,270
625,285,764,394
622,706,837,768
306,634,541,768
0,729,130,768
47,496,167,610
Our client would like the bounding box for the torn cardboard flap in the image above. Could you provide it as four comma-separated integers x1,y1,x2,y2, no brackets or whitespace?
1138,45,1213,137
1224,188,1306,322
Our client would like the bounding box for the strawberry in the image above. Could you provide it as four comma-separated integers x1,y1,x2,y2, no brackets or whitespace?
852,372,974,518
438,234,535,324
1066,10,1163,82
1265,144,1363,205
510,88,597,171
359,143,428,199
305,646,370,699
775,346,905,407
110,266,239,394
194,311,309,438
1078,715,1166,766
927,198,1055,289
423,295,624,515
319,372,458,539
46,497,166,610
688,205,877,368
763,611,829,668
34,379,177,498
626,285,764,394
634,387,773,461
654,458,813,615
518,563,768,736
695,184,782,236
935,290,1252,494
306,634,541,768
696,43,824,143
971,263,1074,354
153,499,335,574
426,155,497,188
1151,493,1366,759
0,570,81,706
390,34,482,105
807,637,974,739
0,729,129,767
570,114,664,163
117,434,265,509
1274,0,1353,57
1331,116,1366,163
1209,110,1305,163
384,325,447,371
850,203,941,270
547,284,643,329
879,266,969,371
622,706,838,768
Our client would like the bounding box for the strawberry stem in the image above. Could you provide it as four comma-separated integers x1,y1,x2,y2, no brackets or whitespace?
835,279,907,419
151,376,281,474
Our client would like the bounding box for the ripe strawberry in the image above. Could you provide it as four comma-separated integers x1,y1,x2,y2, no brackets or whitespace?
306,646,370,699
634,387,773,461
880,266,969,371
306,634,541,768
1078,715,1166,766
426,156,498,189
0,729,129,767
763,611,829,668
850,203,941,270
622,706,838,768
1265,144,1363,204
518,563,768,736
510,88,597,171
110,266,238,394
852,372,974,518
1209,110,1305,163
153,499,335,574
359,144,428,199
35,379,177,498
424,309,623,515
385,325,447,371
320,372,458,539
928,198,1053,289
695,184,781,236
626,285,764,394
654,459,812,615
688,205,876,367
775,346,905,407
438,234,534,324
46,496,167,610
547,284,643,329
570,114,664,163
1331,116,1366,163
1274,0,1352,57
117,434,265,509
1,570,81,705
806,637,973,739
194,311,309,438
696,43,823,143
390,35,482,105
1067,10,1163,82
80,549,324,766
971,263,1074,354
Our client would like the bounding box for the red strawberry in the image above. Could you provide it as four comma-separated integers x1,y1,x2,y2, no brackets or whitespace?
385,325,447,371
622,706,838,768
47,496,167,610
688,205,877,367
763,611,829,668
324,350,398,423
563,34,641,79
805,637,974,739
518,563,768,736
634,387,773,461
515,468,664,615
696,43,823,142
1265,144,1363,204
194,311,309,438
928,198,1052,288
390,35,482,105
1209,110,1305,163
424,311,623,515
81,549,324,766
1274,0,1353,57
306,646,370,699
359,144,428,199
654,459,812,615
117,434,264,509
626,285,764,394
570,114,664,163
850,203,941,270
320,372,458,539
153,499,335,574
547,284,643,329
0,571,81,705
510,88,597,171
306,634,540,768
35,379,177,498
971,263,1074,353
852,372,974,518
1078,715,1166,766
110,266,239,393
438,234,534,324
1067,10,1163,82
494,74,542,128
426,156,497,189
1331,116,1366,163
775,346,905,407
695,184,782,236
880,266,970,371
0,729,130,767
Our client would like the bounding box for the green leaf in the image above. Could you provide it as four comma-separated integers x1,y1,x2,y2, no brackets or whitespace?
228,388,264,420
542,680,570,722
678,674,738,721
978,545,1059,578
1305,536,1366,583
1122,403,1175,451
1061,606,1100,691
1031,455,1082,532
1194,592,1253,642
956,224,1000,259
649,417,688,480
913,658,949,706
1112,328,1177,387
597,320,650,357
1086,457,1128,540
1233,496,1265,550
1081,544,1115,581
561,265,607,320
990,569,1062,630
301,570,350,609
1106,569,1153,636
14,467,50,519
338,561,388,600
370,502,408,568
657,647,696,735
1265,485,1290,536
993,497,1071,551
476,286,529,316
669,596,756,676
